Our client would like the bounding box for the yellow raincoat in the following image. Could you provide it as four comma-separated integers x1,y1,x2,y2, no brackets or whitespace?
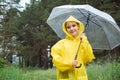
51,16,95,80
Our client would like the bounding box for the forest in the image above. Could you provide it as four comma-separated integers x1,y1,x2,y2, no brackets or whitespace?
0,0,120,69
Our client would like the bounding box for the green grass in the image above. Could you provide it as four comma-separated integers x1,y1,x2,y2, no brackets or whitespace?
21,67,56,80
0,61,120,80
87,61,120,80
0,66,56,80
0,66,23,80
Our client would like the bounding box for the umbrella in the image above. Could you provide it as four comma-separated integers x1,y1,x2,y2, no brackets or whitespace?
47,4,120,50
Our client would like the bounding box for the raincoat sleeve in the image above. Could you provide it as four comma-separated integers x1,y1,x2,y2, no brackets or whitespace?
81,36,95,65
51,41,73,72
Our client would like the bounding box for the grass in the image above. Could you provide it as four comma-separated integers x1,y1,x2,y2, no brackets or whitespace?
0,66,23,80
0,61,120,80
22,67,56,80
0,66,56,80
87,61,120,80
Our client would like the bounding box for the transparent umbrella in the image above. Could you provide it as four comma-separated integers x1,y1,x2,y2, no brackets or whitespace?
47,4,120,50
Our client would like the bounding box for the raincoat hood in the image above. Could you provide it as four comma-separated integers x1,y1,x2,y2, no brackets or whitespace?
62,15,85,39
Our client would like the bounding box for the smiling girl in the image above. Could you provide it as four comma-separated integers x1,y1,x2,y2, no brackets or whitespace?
51,15,95,80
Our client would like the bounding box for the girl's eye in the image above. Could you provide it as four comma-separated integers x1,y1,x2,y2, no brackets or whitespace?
66,24,77,29
66,26,70,29
72,24,76,27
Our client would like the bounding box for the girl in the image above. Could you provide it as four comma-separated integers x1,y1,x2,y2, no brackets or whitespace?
51,15,95,80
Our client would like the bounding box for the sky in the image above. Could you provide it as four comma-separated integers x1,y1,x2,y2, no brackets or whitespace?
19,0,30,10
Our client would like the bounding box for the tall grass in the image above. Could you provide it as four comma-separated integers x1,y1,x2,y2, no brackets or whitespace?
87,61,120,80
0,66,56,80
0,61,120,80
0,66,23,80
21,67,56,80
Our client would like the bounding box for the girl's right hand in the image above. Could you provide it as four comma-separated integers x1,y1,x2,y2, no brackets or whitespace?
80,33,86,39
72,60,78,68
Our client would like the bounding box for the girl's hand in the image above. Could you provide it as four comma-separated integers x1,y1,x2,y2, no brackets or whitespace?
80,33,86,39
72,60,78,68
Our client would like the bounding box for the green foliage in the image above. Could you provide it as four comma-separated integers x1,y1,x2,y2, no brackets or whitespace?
0,58,5,68
0,61,120,80
13,0,60,67
0,66,23,80
0,0,21,64
87,61,120,80
0,66,56,80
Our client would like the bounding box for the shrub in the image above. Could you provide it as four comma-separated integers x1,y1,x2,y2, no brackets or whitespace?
0,58,5,68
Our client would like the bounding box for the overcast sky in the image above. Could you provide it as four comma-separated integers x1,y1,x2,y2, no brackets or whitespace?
19,0,30,10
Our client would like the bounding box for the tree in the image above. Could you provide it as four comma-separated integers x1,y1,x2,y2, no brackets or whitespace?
0,0,21,63
13,0,60,68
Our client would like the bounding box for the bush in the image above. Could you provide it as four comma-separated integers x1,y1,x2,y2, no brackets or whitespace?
0,58,5,68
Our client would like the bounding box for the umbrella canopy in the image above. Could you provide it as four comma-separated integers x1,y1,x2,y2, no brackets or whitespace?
47,4,120,50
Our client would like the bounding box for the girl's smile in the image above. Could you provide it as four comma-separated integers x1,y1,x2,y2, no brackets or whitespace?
65,21,80,38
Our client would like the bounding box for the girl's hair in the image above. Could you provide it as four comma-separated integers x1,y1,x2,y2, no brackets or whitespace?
65,21,80,29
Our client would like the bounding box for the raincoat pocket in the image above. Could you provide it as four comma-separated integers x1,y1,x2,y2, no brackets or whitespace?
59,71,69,80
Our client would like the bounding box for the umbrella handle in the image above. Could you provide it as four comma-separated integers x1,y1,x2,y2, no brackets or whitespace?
74,54,82,68
74,38,82,68
75,64,82,68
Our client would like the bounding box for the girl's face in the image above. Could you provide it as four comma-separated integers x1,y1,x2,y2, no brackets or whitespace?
65,21,79,38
